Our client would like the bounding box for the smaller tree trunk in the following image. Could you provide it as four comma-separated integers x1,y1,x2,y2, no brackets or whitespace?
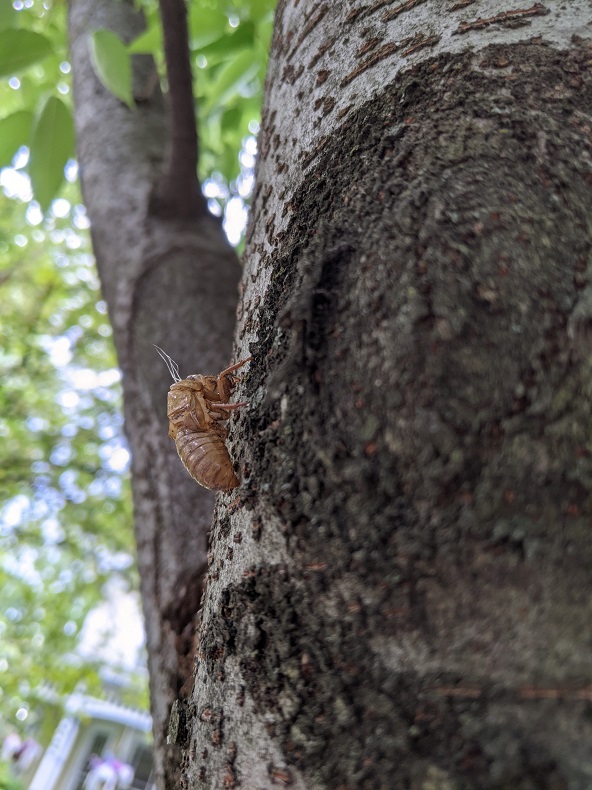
69,0,240,785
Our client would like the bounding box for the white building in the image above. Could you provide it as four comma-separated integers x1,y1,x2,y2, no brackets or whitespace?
2,584,154,789
26,691,155,790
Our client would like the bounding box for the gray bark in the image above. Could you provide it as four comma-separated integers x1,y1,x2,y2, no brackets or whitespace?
68,1,240,786
181,1,592,788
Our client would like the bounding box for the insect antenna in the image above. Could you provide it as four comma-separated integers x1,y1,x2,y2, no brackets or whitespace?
154,345,181,382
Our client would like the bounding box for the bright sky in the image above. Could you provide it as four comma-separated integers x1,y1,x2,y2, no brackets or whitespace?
78,579,146,671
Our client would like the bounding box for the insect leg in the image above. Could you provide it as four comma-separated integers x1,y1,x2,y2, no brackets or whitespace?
219,357,253,377
216,358,252,404
195,391,216,426
208,401,248,423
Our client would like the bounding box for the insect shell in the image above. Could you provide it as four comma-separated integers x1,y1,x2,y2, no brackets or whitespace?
155,347,251,492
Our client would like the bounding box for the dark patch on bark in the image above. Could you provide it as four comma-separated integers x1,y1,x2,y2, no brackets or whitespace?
202,568,479,787
163,564,206,697
201,40,592,788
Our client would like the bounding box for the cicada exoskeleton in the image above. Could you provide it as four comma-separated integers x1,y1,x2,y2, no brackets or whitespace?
155,347,250,491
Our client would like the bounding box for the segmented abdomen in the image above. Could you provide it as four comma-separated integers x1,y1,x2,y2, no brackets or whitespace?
175,427,239,491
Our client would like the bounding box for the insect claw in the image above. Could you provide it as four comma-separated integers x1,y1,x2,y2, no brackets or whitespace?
219,357,253,377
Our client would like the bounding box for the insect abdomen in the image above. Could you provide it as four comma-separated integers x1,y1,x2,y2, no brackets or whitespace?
175,428,239,491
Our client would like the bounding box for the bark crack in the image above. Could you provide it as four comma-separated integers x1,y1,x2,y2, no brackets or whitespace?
453,2,550,35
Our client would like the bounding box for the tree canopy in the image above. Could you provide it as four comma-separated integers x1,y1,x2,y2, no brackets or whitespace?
0,0,273,738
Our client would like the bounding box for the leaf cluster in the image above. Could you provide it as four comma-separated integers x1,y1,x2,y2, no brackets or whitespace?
0,0,274,210
0,185,138,734
129,0,274,183
0,0,74,211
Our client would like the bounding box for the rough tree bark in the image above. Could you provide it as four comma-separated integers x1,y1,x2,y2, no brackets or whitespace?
68,0,240,786
180,1,592,788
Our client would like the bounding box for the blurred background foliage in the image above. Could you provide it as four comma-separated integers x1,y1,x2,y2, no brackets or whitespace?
0,0,273,743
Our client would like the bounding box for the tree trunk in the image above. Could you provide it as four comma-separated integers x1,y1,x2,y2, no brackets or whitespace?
68,1,240,787
181,1,592,787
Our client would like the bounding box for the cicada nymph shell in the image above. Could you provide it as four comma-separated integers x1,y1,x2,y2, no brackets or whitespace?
155,347,251,491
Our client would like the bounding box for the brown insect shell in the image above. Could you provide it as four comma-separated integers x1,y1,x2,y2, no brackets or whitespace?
166,373,240,491
167,376,226,439
187,372,237,406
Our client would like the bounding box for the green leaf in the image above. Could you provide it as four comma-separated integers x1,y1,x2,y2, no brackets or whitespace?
205,49,259,112
0,29,53,77
28,96,75,211
188,7,228,50
128,23,162,55
196,21,255,60
0,110,33,167
0,0,18,30
241,0,276,22
89,28,133,108
221,106,242,134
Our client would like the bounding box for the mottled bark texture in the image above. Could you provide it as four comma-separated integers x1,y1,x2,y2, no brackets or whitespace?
181,1,592,788
68,0,240,786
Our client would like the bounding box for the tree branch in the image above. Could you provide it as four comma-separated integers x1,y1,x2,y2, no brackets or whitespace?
156,0,206,218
